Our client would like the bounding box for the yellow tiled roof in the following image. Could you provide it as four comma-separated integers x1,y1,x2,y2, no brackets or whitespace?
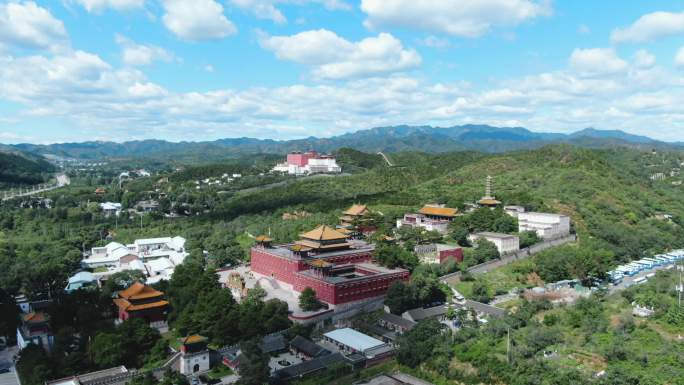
343,204,367,216
255,235,273,242
295,239,351,250
113,298,168,311
309,259,332,268
182,335,207,344
300,225,348,241
418,206,458,217
118,282,164,300
478,198,501,205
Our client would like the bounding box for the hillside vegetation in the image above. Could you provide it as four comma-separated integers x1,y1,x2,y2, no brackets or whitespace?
0,151,54,188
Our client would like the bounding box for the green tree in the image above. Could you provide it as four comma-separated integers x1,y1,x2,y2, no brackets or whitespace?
396,319,443,367
385,281,416,315
471,280,493,303
236,339,270,385
299,287,323,311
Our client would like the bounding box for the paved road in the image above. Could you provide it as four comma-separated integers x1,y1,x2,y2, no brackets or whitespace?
1,173,70,201
0,346,20,385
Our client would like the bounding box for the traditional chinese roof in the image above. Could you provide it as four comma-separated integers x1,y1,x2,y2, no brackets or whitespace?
290,244,312,252
22,312,48,324
295,239,351,250
113,298,169,312
343,204,368,216
181,335,207,345
255,235,273,242
300,225,348,241
478,198,502,206
418,205,458,217
309,259,332,268
118,282,164,300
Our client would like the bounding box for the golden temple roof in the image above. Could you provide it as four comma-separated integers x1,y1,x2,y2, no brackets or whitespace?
309,259,332,268
478,198,502,206
118,282,164,300
418,206,458,217
300,225,348,241
343,204,368,216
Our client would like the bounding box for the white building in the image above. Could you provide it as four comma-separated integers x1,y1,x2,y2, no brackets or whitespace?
396,213,450,234
99,202,122,217
83,236,188,282
272,151,342,175
518,212,570,239
469,232,520,255
179,336,211,375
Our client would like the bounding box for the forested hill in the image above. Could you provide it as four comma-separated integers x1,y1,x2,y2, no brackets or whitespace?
0,150,55,188
10,125,681,161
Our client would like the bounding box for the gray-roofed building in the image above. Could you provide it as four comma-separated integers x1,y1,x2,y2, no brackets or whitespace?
353,372,435,385
463,300,505,319
273,352,345,380
378,312,416,333
259,333,287,354
45,366,131,385
289,336,330,360
401,305,448,323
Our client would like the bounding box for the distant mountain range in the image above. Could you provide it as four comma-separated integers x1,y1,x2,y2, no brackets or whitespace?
8,125,682,161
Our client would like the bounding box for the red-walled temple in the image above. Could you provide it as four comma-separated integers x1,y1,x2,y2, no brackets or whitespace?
113,282,168,323
250,225,409,306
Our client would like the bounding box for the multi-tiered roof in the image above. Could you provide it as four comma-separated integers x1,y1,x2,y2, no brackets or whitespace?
295,225,351,251
113,282,168,312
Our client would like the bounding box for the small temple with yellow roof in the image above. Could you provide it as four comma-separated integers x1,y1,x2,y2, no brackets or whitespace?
339,204,369,228
113,281,168,324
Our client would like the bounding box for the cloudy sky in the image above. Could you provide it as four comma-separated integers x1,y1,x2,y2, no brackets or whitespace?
2,1,684,143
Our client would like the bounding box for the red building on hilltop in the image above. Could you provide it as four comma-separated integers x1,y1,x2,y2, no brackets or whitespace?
250,225,409,306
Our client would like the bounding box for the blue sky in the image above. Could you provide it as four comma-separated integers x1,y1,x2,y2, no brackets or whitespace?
2,0,684,144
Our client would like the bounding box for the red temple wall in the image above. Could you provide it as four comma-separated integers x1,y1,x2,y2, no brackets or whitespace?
439,248,464,264
250,248,305,284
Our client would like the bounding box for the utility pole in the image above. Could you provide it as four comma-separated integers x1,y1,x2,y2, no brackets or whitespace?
678,258,683,308
507,327,511,364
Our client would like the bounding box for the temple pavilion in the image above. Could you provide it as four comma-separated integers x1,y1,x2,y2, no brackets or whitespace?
339,204,369,227
113,281,168,324
295,225,351,252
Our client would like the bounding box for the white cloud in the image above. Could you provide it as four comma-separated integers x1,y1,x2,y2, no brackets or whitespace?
612,11,684,43
569,48,627,76
71,0,145,13
360,0,551,38
259,29,421,79
116,35,172,66
128,82,168,98
4,44,684,142
0,1,68,51
230,0,286,24
633,49,656,69
204,64,215,72
420,35,450,48
162,0,236,41
229,0,350,24
676,47,684,67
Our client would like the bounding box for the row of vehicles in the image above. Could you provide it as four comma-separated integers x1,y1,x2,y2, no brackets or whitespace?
607,249,684,285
